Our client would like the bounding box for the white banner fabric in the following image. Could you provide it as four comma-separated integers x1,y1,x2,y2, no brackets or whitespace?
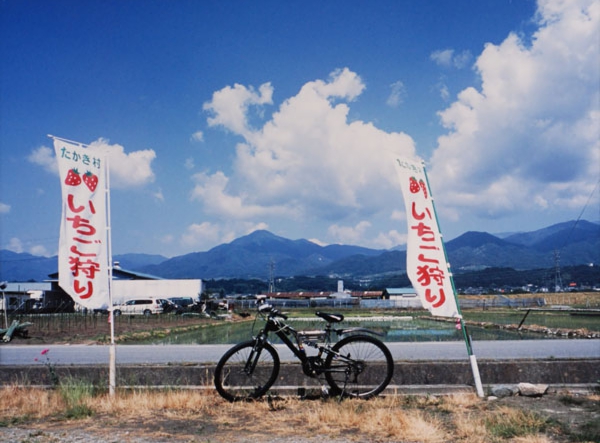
395,157,459,318
54,139,110,310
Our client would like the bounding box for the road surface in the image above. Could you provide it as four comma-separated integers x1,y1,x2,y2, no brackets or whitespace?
1,340,598,365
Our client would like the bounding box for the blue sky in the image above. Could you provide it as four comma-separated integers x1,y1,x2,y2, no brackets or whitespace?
1,0,598,258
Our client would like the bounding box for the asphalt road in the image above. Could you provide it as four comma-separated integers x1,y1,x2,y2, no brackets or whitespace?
1,339,599,365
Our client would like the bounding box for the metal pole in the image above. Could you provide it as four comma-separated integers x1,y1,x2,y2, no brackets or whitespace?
1,282,8,329
105,150,116,396
421,163,485,398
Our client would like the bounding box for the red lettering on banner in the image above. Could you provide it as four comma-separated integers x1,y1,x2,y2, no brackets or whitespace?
67,194,96,214
410,198,447,309
69,256,100,279
416,265,446,286
74,279,94,299
411,202,431,220
425,288,446,308
66,215,97,236
65,193,101,301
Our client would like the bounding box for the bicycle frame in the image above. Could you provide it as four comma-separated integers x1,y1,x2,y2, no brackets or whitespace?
253,305,381,378
214,303,395,401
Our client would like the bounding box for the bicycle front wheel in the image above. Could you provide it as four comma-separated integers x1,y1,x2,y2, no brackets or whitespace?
214,340,280,402
324,335,393,399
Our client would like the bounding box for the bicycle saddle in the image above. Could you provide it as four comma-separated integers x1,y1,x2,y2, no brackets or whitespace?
315,312,344,323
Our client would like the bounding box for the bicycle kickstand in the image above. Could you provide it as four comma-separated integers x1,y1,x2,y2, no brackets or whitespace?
338,367,352,403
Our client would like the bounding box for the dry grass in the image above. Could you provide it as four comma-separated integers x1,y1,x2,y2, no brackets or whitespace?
1,387,598,442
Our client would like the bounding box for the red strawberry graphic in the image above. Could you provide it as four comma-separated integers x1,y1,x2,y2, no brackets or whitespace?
65,169,81,186
419,179,428,199
409,177,420,193
82,171,99,192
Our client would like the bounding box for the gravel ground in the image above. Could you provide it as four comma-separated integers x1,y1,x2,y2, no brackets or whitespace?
1,428,357,443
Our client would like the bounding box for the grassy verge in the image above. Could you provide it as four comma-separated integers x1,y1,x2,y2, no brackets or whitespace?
1,387,598,442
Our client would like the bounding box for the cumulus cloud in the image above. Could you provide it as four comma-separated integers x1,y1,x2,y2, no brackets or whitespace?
180,220,268,252
89,139,156,188
429,0,600,222
328,221,372,245
203,82,274,139
0,202,10,214
29,139,156,190
3,237,51,256
197,68,417,235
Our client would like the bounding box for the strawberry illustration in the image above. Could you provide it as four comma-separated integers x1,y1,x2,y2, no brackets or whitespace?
65,169,81,186
409,177,420,194
419,179,428,199
82,171,99,192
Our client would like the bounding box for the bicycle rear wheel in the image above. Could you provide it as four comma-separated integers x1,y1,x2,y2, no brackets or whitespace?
214,340,280,402
324,334,393,399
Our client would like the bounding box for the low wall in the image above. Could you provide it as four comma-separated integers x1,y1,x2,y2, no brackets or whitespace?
2,359,598,393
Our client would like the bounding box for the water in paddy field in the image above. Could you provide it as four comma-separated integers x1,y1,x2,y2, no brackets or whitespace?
136,315,572,345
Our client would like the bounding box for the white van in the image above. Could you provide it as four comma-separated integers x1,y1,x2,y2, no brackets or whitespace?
113,298,164,316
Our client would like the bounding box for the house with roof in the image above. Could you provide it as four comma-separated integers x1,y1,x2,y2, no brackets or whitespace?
382,288,422,308
4,264,202,313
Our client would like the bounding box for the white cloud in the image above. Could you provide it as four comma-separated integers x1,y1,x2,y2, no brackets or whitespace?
430,49,472,69
184,158,195,170
328,221,372,245
27,146,58,174
203,82,274,139
89,139,156,188
29,244,50,257
429,0,600,222
197,68,417,233
190,171,292,219
6,237,23,253
4,237,52,256
161,234,174,245
434,78,451,101
372,230,407,249
0,202,10,214
386,81,406,107
190,131,204,142
29,139,156,189
153,188,165,202
180,220,268,252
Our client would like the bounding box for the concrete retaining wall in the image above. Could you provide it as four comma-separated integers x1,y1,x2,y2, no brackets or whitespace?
2,359,598,392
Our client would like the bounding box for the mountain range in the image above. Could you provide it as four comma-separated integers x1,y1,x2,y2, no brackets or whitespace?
1,220,598,282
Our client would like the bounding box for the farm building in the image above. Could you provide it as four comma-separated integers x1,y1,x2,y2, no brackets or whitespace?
2,266,202,313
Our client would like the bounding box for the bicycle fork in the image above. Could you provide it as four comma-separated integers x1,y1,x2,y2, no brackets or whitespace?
244,339,266,375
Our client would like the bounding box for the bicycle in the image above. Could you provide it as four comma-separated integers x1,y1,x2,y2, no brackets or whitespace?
214,301,394,402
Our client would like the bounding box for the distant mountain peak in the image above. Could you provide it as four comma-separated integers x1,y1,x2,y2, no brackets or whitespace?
1,221,598,282
447,231,508,249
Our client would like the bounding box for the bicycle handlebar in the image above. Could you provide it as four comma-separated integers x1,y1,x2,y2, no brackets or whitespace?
257,303,288,320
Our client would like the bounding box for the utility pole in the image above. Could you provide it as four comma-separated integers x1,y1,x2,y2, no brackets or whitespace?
553,250,563,292
268,259,275,293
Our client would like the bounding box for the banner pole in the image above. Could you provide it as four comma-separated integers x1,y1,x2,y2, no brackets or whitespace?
48,134,90,147
421,163,485,398
105,150,116,396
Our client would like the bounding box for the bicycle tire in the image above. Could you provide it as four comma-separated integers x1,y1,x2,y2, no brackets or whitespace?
324,334,393,399
214,340,280,402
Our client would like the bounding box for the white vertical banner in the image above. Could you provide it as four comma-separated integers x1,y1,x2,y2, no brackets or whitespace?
394,157,460,318
54,137,110,310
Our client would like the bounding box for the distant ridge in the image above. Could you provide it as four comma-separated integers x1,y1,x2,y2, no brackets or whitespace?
0,220,598,282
